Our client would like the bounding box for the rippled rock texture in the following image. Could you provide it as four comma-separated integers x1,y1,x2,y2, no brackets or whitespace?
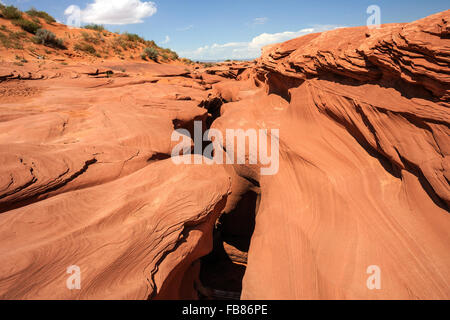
0,10,449,300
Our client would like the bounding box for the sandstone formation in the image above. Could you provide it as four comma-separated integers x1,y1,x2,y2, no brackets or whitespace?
0,10,449,300
209,10,450,299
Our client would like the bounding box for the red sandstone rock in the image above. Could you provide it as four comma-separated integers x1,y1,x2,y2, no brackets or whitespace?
217,10,450,300
0,10,449,301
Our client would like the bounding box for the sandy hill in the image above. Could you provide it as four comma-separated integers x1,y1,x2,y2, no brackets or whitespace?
0,5,186,66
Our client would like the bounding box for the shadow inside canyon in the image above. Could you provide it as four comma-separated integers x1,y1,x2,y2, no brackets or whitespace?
199,190,259,300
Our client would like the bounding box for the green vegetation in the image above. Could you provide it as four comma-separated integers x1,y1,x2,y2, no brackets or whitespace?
202,62,215,68
112,35,136,50
0,28,26,49
146,40,157,47
80,31,103,45
159,47,178,60
161,53,169,61
74,42,97,55
15,55,28,63
0,5,185,63
9,31,27,40
181,58,194,65
33,29,65,49
113,47,122,55
0,5,42,34
0,5,22,20
112,33,154,51
26,8,56,24
0,32,22,49
13,18,42,34
122,32,145,43
84,24,105,32
142,47,159,61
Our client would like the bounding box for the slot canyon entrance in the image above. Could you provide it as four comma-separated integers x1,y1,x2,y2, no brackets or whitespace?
184,96,261,300
197,190,259,300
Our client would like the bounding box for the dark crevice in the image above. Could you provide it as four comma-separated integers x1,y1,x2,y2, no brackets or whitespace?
265,71,304,102
321,106,402,179
199,95,226,128
394,150,449,211
149,195,228,300
147,153,171,163
199,190,259,300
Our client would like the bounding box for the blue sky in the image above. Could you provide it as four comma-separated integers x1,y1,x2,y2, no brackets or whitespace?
2,0,449,60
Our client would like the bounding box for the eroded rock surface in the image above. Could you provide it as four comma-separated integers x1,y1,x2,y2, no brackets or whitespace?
209,11,450,299
0,62,232,299
0,10,449,300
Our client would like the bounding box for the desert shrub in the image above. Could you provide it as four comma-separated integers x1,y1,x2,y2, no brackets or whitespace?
159,48,179,61
15,55,28,63
181,58,194,65
142,47,158,61
26,8,56,24
13,18,42,34
113,47,122,55
9,31,27,40
0,32,11,48
0,31,24,49
33,29,65,48
81,31,90,41
144,40,157,48
0,5,22,20
80,31,101,44
112,36,131,50
123,32,144,43
74,42,97,55
84,24,104,32
161,53,169,61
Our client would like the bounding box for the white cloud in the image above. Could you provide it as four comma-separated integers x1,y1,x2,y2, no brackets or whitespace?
180,25,341,60
65,0,157,25
161,35,170,44
248,28,315,48
252,17,268,25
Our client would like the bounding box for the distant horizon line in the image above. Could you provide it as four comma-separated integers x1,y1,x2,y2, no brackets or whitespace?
196,58,255,63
